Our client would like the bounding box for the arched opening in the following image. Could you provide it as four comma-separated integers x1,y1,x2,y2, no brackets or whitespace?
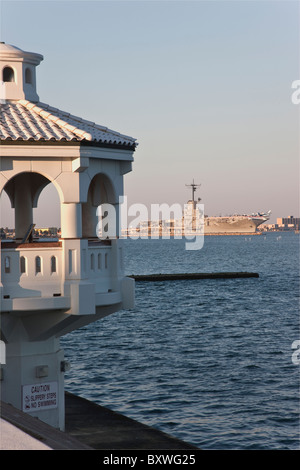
25,67,32,84
0,191,14,237
35,256,42,274
4,256,10,273
82,173,116,239
0,172,61,242
3,66,15,82
90,253,95,271
20,256,26,274
33,182,61,238
51,256,57,273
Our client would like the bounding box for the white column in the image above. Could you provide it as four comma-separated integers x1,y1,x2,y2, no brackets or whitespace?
60,203,82,239
0,336,65,430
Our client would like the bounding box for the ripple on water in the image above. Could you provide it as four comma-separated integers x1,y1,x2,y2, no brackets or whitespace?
62,234,300,450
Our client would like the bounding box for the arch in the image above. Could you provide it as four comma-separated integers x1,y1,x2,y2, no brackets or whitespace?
90,253,95,271
3,66,15,82
51,256,57,273
1,171,63,207
25,67,32,84
35,256,41,274
0,170,64,205
3,172,51,209
89,173,117,206
20,256,26,274
4,256,11,273
82,173,117,238
1,171,62,240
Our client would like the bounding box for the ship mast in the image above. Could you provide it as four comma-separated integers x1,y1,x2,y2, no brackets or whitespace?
186,179,201,208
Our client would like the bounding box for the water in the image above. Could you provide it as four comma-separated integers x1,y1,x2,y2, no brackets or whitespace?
62,232,300,449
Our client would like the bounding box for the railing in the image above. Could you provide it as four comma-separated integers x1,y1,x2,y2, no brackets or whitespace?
1,242,63,299
1,240,115,300
87,243,113,293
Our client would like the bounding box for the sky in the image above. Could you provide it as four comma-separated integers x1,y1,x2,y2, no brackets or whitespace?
0,0,299,226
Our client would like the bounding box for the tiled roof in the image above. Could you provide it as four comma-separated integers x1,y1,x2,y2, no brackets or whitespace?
0,100,137,147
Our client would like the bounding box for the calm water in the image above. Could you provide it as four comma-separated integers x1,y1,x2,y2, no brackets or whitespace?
62,232,300,450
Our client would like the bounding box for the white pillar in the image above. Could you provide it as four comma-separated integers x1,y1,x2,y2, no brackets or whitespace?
0,336,65,430
60,203,82,239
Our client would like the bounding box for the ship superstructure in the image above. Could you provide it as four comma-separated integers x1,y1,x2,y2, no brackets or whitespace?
184,181,270,234
123,181,270,237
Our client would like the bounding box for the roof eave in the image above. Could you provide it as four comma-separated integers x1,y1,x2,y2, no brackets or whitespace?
0,138,137,151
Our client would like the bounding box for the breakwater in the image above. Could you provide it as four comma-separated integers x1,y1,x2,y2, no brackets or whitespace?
130,272,259,281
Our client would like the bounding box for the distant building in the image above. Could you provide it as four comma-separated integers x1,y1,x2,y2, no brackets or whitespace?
276,216,300,230
34,227,58,238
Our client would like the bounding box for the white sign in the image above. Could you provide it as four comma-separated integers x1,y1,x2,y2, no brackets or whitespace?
22,382,58,412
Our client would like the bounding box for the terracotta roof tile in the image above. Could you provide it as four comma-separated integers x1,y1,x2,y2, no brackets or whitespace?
0,100,137,147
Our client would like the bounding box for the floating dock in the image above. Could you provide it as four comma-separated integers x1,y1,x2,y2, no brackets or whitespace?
130,272,259,281
1,392,198,450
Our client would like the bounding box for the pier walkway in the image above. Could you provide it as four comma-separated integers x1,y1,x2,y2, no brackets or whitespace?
1,392,198,450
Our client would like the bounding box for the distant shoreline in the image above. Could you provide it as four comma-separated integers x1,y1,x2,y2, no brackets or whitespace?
1,229,298,243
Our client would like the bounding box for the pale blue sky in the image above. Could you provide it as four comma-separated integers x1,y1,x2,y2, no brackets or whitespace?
0,0,299,226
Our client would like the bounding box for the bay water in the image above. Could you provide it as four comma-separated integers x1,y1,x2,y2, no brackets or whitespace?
62,232,299,449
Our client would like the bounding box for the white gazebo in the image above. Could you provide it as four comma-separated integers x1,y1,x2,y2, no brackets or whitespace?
0,42,137,430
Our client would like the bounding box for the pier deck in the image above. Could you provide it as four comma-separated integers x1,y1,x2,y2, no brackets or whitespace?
65,392,198,450
1,392,198,450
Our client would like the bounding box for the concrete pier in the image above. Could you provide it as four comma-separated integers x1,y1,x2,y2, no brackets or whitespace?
1,392,198,450
0,398,91,450
65,392,198,450
130,272,259,281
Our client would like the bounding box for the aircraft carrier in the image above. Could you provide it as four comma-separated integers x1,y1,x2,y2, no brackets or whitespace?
122,181,270,237
184,181,270,235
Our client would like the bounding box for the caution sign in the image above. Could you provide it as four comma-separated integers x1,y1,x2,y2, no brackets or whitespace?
22,382,58,412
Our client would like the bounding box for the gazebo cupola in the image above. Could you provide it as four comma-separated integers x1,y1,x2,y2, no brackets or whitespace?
0,42,43,102
0,43,137,430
